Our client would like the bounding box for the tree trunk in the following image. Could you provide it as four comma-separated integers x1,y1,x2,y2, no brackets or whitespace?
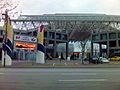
81,42,86,64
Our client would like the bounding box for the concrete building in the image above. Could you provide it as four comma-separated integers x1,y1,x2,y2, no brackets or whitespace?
0,26,68,60
91,31,120,57
1,13,120,60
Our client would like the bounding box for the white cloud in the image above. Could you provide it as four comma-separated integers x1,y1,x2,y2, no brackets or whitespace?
94,0,120,14
16,0,120,15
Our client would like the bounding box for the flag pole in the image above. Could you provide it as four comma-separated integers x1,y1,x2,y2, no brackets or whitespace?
2,10,13,67
36,24,45,64
2,10,8,67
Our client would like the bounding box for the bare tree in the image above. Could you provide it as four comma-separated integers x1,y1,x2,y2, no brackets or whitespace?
69,22,119,64
0,0,19,15
69,23,92,64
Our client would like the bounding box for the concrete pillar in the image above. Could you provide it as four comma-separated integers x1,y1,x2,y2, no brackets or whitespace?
23,50,25,60
66,42,68,60
91,42,93,57
53,41,57,58
116,40,119,48
99,43,102,57
45,40,49,59
107,41,109,57
53,31,57,58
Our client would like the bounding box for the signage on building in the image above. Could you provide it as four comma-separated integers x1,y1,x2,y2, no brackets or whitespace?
15,42,36,50
14,35,37,43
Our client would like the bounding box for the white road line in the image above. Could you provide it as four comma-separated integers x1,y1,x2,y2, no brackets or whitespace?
61,73,97,75
59,79,107,82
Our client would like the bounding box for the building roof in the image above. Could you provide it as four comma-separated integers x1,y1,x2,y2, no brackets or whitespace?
14,13,120,22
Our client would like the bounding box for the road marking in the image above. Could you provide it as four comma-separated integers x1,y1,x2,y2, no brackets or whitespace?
59,79,107,82
61,73,97,75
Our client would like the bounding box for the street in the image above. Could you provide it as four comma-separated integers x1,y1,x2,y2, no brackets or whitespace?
0,68,120,90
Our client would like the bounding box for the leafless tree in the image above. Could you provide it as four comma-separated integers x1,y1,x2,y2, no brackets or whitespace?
0,0,19,15
69,23,92,64
69,22,117,64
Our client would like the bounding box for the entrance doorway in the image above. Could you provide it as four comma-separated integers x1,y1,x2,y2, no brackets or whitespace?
14,49,36,61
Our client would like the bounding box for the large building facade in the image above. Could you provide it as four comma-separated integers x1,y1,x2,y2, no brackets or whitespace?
92,31,120,57
0,26,68,60
1,13,120,60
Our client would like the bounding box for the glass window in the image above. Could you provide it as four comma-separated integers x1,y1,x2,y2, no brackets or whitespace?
44,31,47,38
100,34,107,40
118,40,120,46
56,33,61,40
92,34,99,40
61,34,67,40
14,32,20,35
0,38,3,42
33,31,37,36
0,31,3,35
49,32,55,39
27,32,32,36
118,33,120,38
109,41,116,47
109,33,116,39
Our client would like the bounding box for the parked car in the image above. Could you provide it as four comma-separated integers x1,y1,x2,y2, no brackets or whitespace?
110,56,120,61
90,56,100,64
99,57,109,64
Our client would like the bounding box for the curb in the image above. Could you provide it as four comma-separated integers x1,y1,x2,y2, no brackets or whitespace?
1,65,120,68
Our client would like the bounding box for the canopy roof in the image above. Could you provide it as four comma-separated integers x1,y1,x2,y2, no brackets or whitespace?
15,13,120,22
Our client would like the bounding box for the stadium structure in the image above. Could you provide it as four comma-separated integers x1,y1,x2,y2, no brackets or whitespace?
1,13,120,60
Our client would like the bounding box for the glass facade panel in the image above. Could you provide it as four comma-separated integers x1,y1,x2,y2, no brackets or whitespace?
49,32,55,39
0,31,3,36
109,33,116,39
61,34,67,40
44,31,47,38
56,33,61,40
109,41,116,47
0,38,3,42
92,34,99,40
14,32,20,35
119,40,120,46
118,33,120,38
100,34,107,40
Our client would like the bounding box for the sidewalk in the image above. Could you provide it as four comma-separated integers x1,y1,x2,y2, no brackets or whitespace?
0,60,120,68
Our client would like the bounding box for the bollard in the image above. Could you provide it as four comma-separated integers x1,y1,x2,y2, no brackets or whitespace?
53,63,55,66
64,63,67,66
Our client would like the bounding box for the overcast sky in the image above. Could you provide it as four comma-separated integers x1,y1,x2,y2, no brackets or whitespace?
15,0,120,15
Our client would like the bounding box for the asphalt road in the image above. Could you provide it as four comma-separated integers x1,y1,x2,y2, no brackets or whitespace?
0,68,120,90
